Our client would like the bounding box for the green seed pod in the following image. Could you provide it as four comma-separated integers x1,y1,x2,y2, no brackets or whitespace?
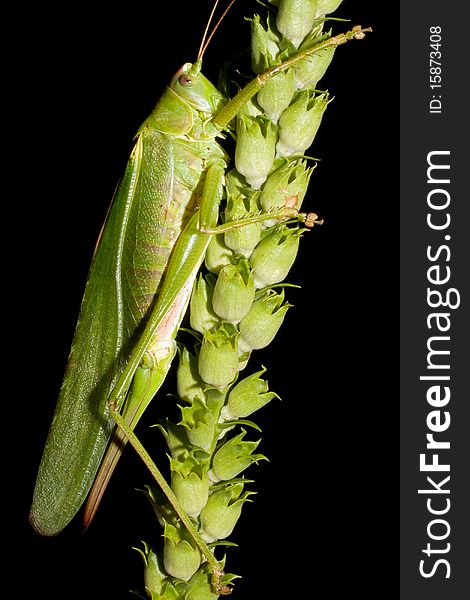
189,273,219,334
251,13,281,74
179,396,216,451
198,323,239,389
276,91,329,157
221,368,279,421
169,455,210,517
239,289,291,352
210,429,267,481
163,521,201,581
256,69,296,123
294,41,335,90
250,225,302,288
176,346,206,404
212,258,256,324
235,115,277,189
204,233,233,274
277,0,317,47
260,159,314,226
199,482,253,543
135,542,167,597
144,551,166,596
224,194,262,258
315,0,343,17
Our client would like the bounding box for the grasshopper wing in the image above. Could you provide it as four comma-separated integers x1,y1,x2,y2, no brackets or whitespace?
30,129,176,536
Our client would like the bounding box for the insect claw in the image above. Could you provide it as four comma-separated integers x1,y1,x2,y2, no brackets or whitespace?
219,584,234,595
301,212,324,228
352,25,373,40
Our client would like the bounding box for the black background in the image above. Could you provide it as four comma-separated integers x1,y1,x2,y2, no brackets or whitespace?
11,1,397,598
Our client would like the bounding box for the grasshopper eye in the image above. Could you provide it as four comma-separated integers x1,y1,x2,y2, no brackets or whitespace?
179,74,195,86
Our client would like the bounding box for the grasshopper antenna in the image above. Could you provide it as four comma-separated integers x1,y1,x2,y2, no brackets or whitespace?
197,0,237,61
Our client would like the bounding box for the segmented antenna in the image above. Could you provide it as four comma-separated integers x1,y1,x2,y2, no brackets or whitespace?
197,0,238,60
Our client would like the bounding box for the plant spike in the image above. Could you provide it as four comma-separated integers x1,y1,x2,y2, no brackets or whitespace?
122,2,371,598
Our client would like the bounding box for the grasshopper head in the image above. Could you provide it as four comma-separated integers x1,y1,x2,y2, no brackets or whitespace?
171,61,225,115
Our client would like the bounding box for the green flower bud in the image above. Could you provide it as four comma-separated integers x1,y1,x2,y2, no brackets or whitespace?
198,323,240,389
224,194,262,258
239,289,291,352
277,0,317,47
163,521,201,581
210,429,267,481
189,273,219,334
169,455,210,517
212,257,256,324
135,542,167,597
251,13,281,74
294,37,335,90
250,226,302,288
179,396,216,451
235,115,277,189
257,69,296,123
221,368,279,420
177,346,206,404
276,91,329,157
260,159,314,226
204,233,233,274
200,482,254,543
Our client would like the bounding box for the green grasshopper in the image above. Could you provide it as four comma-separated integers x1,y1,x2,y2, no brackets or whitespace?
30,0,370,538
